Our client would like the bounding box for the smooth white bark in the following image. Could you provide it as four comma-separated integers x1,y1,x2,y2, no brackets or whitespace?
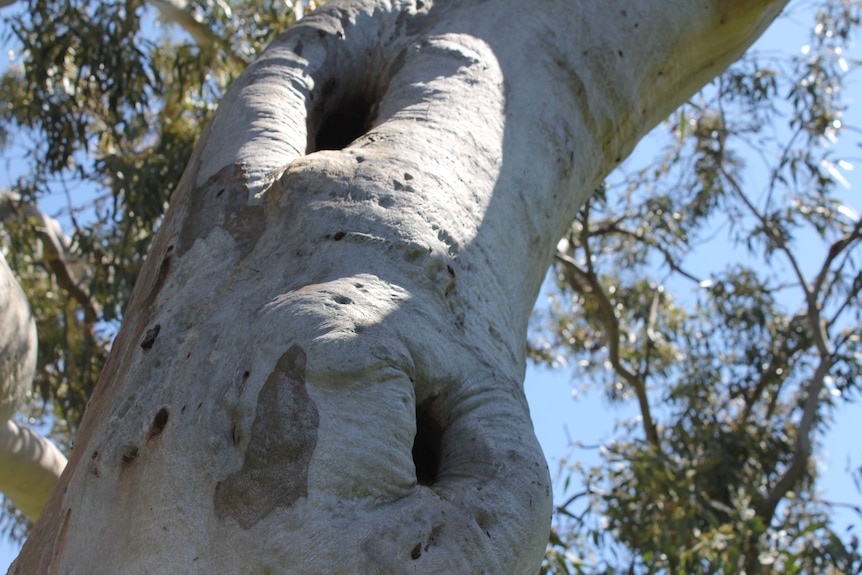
0,421,67,520
13,1,788,573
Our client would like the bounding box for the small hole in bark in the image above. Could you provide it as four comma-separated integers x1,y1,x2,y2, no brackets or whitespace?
121,445,139,463
412,403,443,486
141,324,161,349
147,407,170,441
314,96,376,151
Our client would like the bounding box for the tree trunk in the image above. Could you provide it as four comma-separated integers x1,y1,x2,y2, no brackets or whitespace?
11,1,787,572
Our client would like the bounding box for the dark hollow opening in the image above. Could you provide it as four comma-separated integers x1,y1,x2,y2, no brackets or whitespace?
314,96,376,151
147,406,170,441
412,405,443,486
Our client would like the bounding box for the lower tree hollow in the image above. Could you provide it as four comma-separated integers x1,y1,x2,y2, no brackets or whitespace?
412,405,442,486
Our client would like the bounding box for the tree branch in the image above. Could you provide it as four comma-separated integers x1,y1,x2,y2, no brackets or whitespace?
0,192,100,335
0,420,67,520
817,216,862,312
717,166,841,527
600,223,703,285
756,354,832,522
720,165,812,300
146,0,248,69
739,321,809,425
555,214,661,449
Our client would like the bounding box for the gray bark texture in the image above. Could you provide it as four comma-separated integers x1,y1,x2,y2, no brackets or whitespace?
11,0,787,573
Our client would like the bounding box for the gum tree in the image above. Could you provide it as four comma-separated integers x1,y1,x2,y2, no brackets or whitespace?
8,0,787,572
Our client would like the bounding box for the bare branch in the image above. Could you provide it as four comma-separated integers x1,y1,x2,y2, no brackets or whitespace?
757,354,832,522
816,216,862,307
598,223,703,284
0,420,67,521
555,212,661,449
719,165,842,527
147,0,248,69
720,165,812,297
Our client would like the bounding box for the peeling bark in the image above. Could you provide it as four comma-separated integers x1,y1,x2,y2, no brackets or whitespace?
12,0,788,573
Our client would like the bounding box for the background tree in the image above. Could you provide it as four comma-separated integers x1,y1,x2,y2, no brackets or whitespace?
535,1,862,572
0,0,856,573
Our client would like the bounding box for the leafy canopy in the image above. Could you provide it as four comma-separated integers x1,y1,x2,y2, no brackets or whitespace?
534,1,862,573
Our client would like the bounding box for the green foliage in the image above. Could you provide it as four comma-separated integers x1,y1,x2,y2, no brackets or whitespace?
533,0,862,572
